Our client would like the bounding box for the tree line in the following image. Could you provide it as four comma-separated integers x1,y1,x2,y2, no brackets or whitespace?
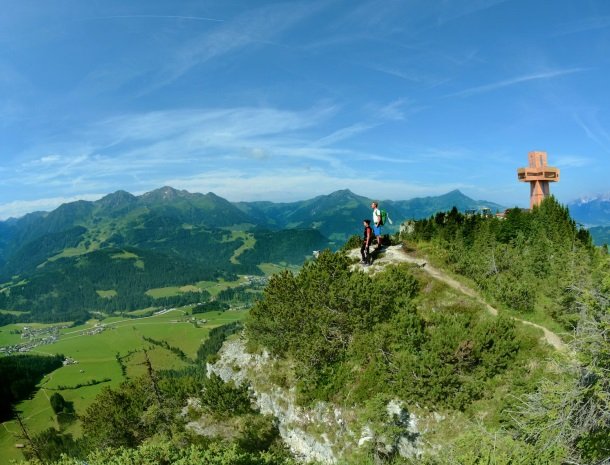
403,198,594,328
0,353,64,422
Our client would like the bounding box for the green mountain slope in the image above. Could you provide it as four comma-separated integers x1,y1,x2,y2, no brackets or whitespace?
235,188,505,241
387,189,505,219
568,195,610,226
0,188,329,322
0,186,505,322
590,225,610,246
7,195,609,465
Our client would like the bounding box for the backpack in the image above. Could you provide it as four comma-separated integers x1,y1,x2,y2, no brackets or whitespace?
379,209,388,226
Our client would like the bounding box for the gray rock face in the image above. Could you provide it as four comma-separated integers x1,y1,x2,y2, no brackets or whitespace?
205,338,425,463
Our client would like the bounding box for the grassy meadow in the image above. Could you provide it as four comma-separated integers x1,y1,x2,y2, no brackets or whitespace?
0,305,247,462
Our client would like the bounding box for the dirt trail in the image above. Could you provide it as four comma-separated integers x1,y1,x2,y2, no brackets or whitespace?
352,245,567,352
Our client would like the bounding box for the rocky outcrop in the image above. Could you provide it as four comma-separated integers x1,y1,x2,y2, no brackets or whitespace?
205,338,425,463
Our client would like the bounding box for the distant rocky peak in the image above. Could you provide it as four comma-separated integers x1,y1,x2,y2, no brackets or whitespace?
97,190,137,209
141,186,188,202
441,189,467,198
572,192,610,205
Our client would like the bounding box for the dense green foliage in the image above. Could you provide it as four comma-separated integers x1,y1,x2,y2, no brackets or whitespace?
414,290,610,465
80,375,175,449
49,393,74,416
20,440,296,465
0,354,64,421
404,198,593,328
0,185,330,323
412,427,565,465
217,287,260,305
510,290,610,463
199,373,253,417
192,300,230,314
143,336,189,362
397,197,610,464
0,247,224,322
341,234,362,251
247,251,524,409
8,194,610,465
26,427,87,463
0,228,325,322
196,322,243,364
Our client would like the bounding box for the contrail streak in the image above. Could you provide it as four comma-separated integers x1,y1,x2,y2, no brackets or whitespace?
447,68,587,98
89,15,224,23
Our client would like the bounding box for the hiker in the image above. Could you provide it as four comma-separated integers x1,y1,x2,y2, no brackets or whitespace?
361,219,373,265
371,202,383,250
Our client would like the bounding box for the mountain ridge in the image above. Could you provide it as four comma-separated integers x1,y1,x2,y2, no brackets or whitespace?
567,195,610,226
1,187,507,247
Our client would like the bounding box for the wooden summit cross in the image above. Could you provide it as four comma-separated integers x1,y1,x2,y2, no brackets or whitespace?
517,151,560,209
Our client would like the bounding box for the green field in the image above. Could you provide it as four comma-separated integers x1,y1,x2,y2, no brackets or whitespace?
144,276,251,299
228,231,256,264
195,277,250,296
145,286,190,298
257,262,302,275
0,309,26,315
40,246,91,267
96,289,118,298
144,276,253,299
0,307,247,463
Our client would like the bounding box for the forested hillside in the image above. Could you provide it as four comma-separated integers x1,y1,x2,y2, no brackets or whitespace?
393,196,610,463
0,354,64,421
12,195,610,464
0,186,511,324
0,187,329,323
248,252,526,410
403,197,594,329
242,197,609,463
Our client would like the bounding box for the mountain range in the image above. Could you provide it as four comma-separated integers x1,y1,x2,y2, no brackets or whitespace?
2,185,609,323
0,186,507,323
2,187,609,272
0,187,505,261
565,195,610,246
567,194,610,227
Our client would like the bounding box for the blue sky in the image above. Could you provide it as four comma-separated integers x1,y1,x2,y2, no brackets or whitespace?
1,0,610,219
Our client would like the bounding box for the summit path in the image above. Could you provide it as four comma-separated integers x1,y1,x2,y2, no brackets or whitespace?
351,245,566,352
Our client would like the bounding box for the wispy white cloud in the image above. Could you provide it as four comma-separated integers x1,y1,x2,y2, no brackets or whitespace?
573,112,610,153
6,105,356,191
368,99,410,121
163,168,472,203
314,123,378,147
97,106,335,142
4,98,478,217
367,64,453,90
554,155,592,168
436,0,509,25
553,16,610,36
87,15,224,23
144,2,326,92
0,194,105,220
447,68,588,97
